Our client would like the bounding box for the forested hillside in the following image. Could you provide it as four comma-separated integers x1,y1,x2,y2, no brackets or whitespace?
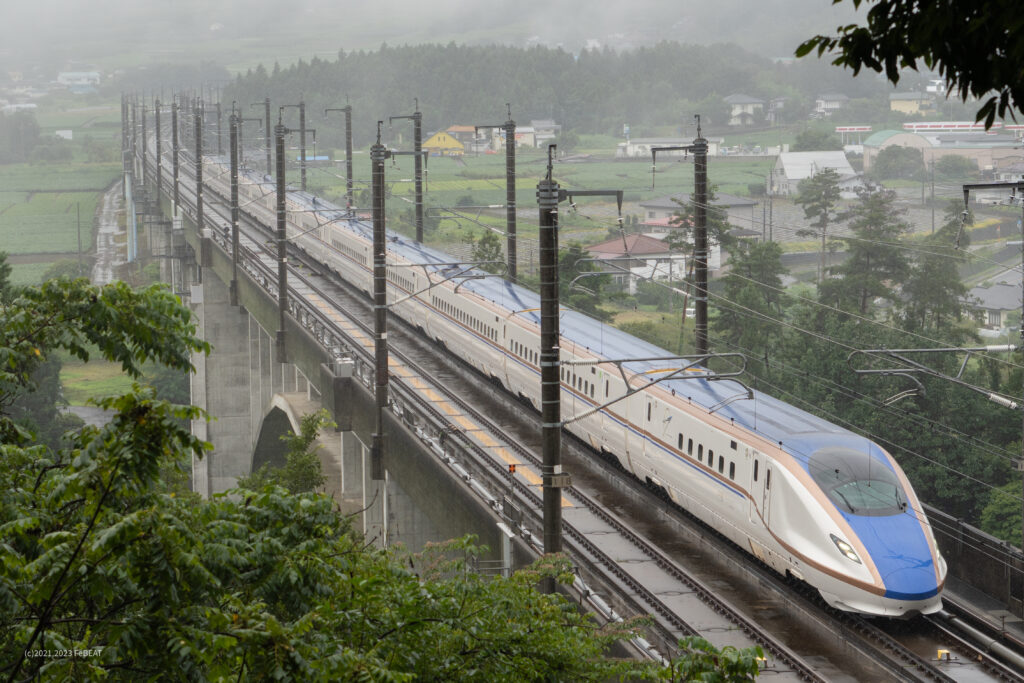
223,41,885,146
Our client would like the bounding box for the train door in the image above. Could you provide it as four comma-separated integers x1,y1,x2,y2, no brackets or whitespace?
762,460,773,529
747,448,762,525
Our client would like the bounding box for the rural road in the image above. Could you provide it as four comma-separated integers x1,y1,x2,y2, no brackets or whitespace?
92,179,124,286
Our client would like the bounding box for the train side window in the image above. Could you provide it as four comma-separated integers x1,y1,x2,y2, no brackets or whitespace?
754,460,759,482
717,454,724,474
697,444,703,462
730,440,737,450
687,438,693,455
677,434,683,450
605,380,609,397
766,469,771,490
646,403,651,421
729,462,735,479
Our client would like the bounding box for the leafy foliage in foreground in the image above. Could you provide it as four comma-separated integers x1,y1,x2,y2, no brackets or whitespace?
238,409,334,494
797,0,1024,127
0,268,761,680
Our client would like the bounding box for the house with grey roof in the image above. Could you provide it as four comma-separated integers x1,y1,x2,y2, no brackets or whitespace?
771,151,865,197
724,94,764,126
965,280,1021,330
638,193,758,233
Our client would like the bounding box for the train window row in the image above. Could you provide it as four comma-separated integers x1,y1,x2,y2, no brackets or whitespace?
675,432,738,481
433,295,498,342
387,268,414,293
331,238,367,266
511,339,537,364
561,366,596,399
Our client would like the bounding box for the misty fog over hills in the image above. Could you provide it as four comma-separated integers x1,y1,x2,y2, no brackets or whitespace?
1,0,861,72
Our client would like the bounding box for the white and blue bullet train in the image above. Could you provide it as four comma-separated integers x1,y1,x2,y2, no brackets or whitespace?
213,157,946,617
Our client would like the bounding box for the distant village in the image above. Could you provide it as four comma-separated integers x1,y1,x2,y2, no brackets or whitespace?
6,64,1024,340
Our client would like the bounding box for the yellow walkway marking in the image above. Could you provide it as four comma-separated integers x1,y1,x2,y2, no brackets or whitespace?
306,293,570,507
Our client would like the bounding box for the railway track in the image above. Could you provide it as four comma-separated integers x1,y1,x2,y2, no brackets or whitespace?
144,145,1024,680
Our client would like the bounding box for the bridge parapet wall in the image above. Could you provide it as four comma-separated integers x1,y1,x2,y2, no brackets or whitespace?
924,503,1023,617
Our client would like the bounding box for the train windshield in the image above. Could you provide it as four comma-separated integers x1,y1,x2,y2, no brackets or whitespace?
809,447,906,517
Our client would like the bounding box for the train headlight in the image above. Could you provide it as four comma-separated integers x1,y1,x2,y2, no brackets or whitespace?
830,534,862,564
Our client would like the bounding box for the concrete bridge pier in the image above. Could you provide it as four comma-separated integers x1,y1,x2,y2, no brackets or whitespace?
190,269,255,497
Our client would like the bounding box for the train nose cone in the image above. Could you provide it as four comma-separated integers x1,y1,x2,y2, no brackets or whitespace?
882,563,939,600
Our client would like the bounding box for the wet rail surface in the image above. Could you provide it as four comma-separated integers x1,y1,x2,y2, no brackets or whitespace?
147,145,1024,681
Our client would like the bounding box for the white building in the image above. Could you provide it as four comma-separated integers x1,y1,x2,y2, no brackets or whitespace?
616,137,723,158
771,151,863,197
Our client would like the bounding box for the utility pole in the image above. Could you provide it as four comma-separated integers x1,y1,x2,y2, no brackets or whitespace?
76,203,82,277
962,181,1024,559
140,100,147,188
236,116,263,169
154,99,162,199
371,122,392,481
325,104,354,210
390,101,424,241
536,146,619,590
475,104,518,280
693,121,708,356
194,105,204,240
216,100,222,156
650,114,709,354
120,95,128,201
171,98,179,216
537,146,563,589
299,100,306,191
931,161,936,234
252,98,272,174
130,98,137,180
274,116,292,363
229,111,240,307
280,102,313,191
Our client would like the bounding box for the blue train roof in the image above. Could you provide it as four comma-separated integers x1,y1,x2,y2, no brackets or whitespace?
273,175,882,470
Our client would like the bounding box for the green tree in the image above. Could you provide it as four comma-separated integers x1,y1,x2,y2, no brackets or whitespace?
666,187,735,255
41,259,88,282
553,129,581,153
0,111,41,163
792,129,842,151
819,187,911,314
560,242,613,320
0,256,767,680
667,636,763,682
798,0,1024,127
794,167,842,284
979,478,1022,547
471,229,505,273
239,409,334,494
713,240,789,369
898,202,971,336
0,278,210,679
870,145,924,180
934,154,977,179
0,275,659,681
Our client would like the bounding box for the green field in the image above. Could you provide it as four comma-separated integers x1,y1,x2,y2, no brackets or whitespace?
0,162,119,260
0,163,119,192
7,262,52,285
0,190,100,254
60,359,134,405
34,103,121,131
302,144,779,252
